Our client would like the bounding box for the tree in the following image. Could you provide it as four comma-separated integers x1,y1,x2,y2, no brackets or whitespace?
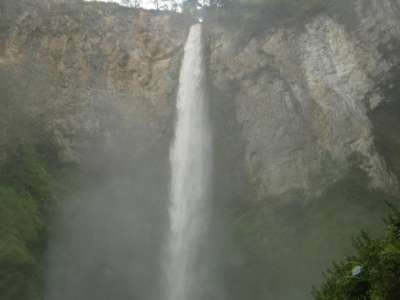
312,205,400,300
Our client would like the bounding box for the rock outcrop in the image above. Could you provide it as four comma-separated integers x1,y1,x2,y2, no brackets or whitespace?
1,1,400,300
0,2,189,165
0,4,191,299
206,0,400,198
2,0,399,199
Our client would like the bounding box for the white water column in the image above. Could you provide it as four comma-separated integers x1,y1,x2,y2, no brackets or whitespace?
165,23,212,300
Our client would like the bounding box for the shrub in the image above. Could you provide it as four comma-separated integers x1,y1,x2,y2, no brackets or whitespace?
312,206,400,300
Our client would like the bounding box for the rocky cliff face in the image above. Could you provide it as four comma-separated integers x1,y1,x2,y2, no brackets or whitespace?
0,5,190,299
1,1,400,300
206,0,400,199
0,2,188,166
2,0,399,201
205,3,400,299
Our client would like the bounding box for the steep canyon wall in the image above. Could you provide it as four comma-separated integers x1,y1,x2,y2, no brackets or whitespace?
1,0,400,299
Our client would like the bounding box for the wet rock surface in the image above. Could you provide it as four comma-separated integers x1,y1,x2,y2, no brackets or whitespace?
0,2,189,165
206,0,400,198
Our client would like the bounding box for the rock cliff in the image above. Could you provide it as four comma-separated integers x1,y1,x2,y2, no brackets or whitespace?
0,1,188,166
204,2,400,299
206,0,400,199
2,0,399,200
0,4,190,299
1,1,400,300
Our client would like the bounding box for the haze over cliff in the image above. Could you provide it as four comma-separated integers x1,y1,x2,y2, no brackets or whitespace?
0,1,400,300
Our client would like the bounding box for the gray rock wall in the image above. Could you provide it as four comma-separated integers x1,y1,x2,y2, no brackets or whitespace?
2,0,399,201
206,0,400,199
0,4,191,299
0,2,189,165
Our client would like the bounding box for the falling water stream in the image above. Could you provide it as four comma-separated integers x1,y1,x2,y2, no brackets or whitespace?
165,23,212,300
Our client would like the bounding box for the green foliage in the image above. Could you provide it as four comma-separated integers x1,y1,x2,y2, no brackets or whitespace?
228,154,395,300
351,70,400,298
0,79,63,299
0,187,42,300
0,142,56,300
312,206,400,300
0,63,72,300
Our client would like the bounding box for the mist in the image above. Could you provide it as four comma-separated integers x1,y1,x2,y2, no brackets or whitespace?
44,121,171,300
1,1,400,300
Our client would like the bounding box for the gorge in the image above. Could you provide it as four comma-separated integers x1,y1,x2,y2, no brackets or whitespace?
0,0,400,300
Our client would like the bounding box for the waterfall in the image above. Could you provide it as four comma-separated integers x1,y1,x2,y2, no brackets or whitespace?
165,23,212,300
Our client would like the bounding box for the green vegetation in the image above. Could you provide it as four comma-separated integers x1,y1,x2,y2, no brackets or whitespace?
0,70,78,300
312,206,400,300
0,142,54,300
312,66,400,300
0,122,80,300
0,71,52,300
228,155,397,300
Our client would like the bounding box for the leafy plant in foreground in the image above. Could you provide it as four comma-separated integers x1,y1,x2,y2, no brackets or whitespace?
312,205,400,300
